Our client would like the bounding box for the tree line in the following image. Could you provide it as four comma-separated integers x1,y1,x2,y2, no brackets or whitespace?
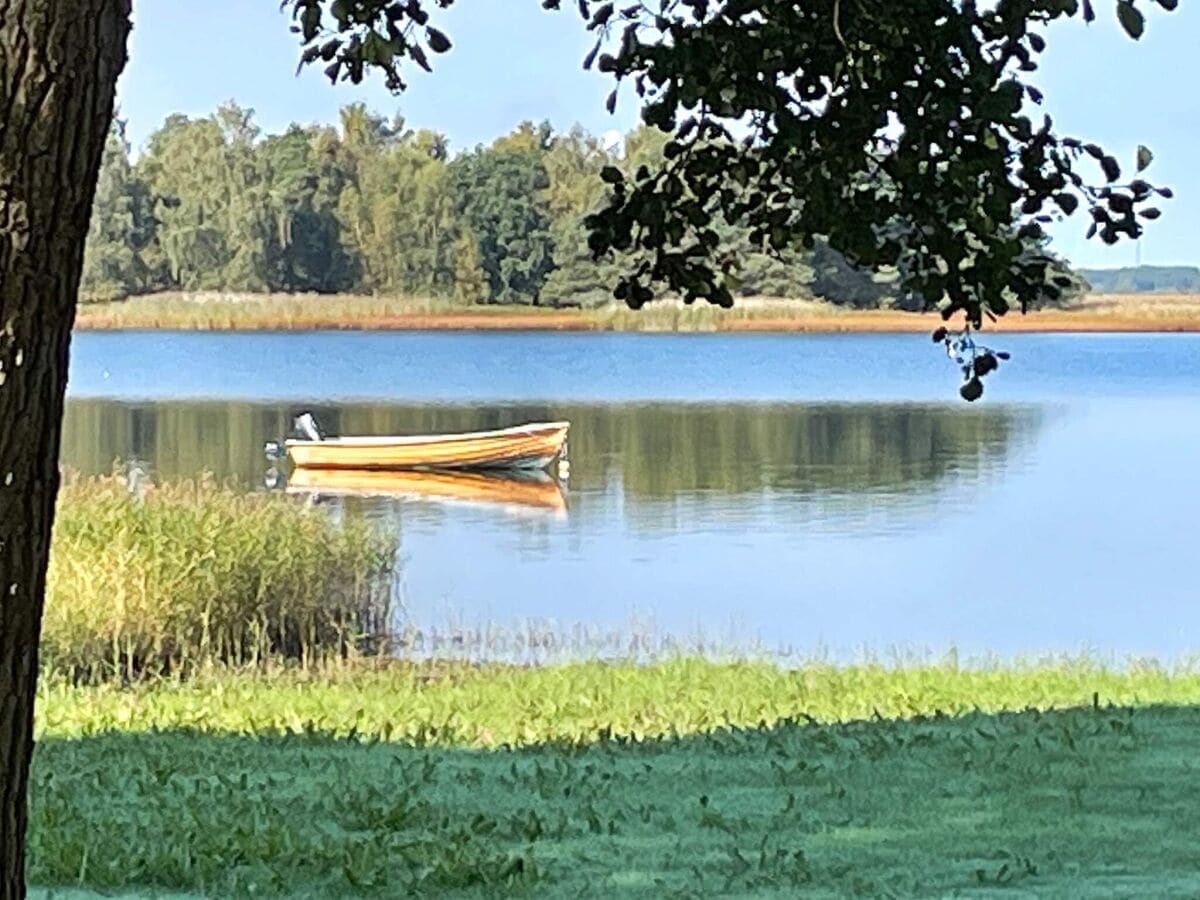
1078,266,1200,294
83,102,1081,310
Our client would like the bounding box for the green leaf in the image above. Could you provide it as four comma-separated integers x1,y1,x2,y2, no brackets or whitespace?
1117,1,1145,38
582,37,602,71
1136,145,1153,172
300,5,321,41
407,42,431,73
590,2,615,29
426,27,452,53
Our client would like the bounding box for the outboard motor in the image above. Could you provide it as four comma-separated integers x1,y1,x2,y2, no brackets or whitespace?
294,412,324,442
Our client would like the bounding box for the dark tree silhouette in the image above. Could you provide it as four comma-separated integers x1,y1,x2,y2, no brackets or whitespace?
288,0,1173,324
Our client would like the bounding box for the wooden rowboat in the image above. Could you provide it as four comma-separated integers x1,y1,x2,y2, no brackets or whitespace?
287,467,567,515
285,421,569,472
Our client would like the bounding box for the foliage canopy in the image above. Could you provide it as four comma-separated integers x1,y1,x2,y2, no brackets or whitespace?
284,0,1173,327
91,106,1036,309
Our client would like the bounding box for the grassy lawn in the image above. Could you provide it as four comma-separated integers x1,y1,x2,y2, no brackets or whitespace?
28,660,1200,897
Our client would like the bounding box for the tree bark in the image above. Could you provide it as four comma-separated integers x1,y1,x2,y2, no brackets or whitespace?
0,3,130,895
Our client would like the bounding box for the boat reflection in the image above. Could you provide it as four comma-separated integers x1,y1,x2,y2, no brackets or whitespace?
285,466,568,518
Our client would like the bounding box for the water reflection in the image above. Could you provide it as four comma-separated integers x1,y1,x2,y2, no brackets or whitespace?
287,467,569,518
62,399,1042,521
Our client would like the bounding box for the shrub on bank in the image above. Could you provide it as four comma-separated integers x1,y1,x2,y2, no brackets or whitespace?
44,475,396,682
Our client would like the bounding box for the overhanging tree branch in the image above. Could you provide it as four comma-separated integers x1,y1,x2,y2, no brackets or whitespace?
286,0,1174,327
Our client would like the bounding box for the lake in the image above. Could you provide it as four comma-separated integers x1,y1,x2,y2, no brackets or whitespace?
64,330,1200,661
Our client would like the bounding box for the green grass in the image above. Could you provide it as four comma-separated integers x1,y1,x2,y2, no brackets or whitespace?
28,660,1200,896
45,475,397,682
34,657,1200,744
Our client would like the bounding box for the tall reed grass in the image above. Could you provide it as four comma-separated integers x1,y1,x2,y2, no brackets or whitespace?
44,475,397,682
71,291,843,332
74,291,550,330
73,289,1200,332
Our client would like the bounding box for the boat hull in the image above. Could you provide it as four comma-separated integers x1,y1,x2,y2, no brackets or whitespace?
286,421,569,472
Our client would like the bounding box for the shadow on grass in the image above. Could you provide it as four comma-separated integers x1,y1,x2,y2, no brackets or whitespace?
28,702,1200,898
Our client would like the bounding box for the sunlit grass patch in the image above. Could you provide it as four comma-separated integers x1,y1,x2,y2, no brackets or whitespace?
36,656,1200,746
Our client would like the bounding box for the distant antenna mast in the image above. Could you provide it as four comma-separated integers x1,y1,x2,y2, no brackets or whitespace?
1136,238,1142,267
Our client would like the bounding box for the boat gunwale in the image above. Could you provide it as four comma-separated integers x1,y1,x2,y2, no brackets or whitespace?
284,420,569,450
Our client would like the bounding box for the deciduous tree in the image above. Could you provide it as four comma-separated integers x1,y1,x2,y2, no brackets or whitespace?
0,1,1174,895
80,121,159,302
0,4,131,892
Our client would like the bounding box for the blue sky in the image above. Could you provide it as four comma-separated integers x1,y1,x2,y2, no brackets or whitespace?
118,2,1198,268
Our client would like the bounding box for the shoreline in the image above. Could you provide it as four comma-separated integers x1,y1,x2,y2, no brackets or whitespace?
73,309,1200,334
73,296,1200,334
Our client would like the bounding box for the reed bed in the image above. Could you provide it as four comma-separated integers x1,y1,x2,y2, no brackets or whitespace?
72,291,919,335
44,475,397,682
71,291,868,332
585,297,839,331
71,290,782,331
1072,291,1200,316
73,289,1200,332
74,290,457,330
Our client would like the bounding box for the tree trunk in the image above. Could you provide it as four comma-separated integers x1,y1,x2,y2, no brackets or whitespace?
0,3,130,894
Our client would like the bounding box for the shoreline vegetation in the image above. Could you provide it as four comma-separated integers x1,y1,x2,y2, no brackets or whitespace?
46,475,397,683
34,477,1200,895
74,290,1200,334
37,657,1200,744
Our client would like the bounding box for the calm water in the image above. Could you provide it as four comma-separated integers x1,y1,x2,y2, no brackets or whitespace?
65,331,1200,660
